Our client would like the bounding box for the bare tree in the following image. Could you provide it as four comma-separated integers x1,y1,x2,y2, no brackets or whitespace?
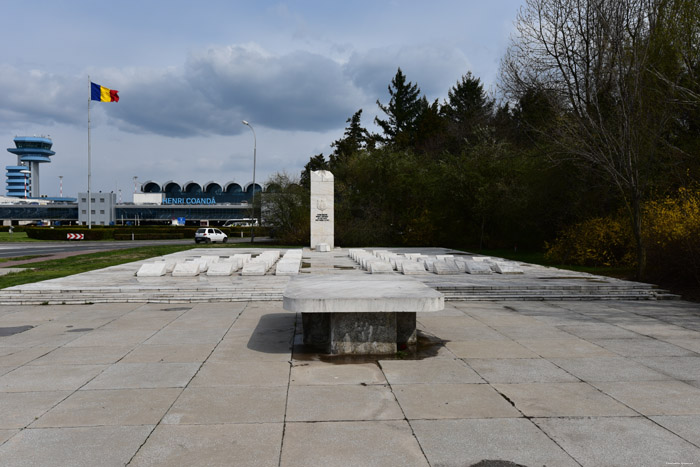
501,0,699,278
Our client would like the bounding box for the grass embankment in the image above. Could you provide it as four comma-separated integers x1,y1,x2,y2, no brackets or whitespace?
0,242,295,290
472,249,635,279
0,232,42,242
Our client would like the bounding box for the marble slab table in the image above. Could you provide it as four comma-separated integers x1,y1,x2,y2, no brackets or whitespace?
283,276,444,354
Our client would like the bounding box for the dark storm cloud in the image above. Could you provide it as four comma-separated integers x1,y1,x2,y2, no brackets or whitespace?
0,44,472,138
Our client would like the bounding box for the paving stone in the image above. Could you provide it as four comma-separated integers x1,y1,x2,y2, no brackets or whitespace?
650,415,700,446
535,416,700,467
0,391,71,429
446,340,539,359
492,382,637,417
32,388,181,427
0,425,153,467
162,386,287,424
467,358,579,383
83,362,199,389
392,383,521,419
0,364,106,392
120,344,215,363
290,362,387,385
591,338,696,357
130,423,283,467
550,356,671,382
412,418,579,467
189,361,290,387
592,380,700,415
280,421,429,467
517,338,616,358
25,345,134,366
379,358,484,384
286,384,404,422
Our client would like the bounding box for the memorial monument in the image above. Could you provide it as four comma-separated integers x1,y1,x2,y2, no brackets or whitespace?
310,170,334,250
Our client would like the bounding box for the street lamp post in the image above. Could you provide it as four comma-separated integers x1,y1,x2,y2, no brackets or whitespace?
20,169,31,199
242,120,257,243
58,175,63,198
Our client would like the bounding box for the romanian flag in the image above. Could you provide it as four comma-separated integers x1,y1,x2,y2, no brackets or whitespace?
91,82,119,102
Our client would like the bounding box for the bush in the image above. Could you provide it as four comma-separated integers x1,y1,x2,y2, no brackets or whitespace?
644,187,700,284
544,216,634,267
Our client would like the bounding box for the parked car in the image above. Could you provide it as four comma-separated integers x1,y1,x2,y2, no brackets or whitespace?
194,227,228,243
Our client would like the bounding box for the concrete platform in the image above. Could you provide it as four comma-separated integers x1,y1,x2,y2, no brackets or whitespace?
0,248,698,465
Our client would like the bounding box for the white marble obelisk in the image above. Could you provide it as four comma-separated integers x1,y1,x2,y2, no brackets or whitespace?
310,170,334,250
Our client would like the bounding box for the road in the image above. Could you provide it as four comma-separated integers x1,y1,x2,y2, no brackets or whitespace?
0,240,194,259
0,236,274,260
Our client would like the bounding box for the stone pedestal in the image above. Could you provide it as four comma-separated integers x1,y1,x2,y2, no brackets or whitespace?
301,312,417,354
310,170,334,249
283,276,444,355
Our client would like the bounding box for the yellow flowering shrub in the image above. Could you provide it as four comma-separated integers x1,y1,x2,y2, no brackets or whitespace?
545,216,634,267
644,187,700,283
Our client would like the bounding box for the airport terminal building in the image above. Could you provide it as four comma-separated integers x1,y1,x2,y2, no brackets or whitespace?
0,180,264,226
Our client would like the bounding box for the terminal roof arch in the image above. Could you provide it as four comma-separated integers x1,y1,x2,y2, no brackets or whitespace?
203,181,222,194
142,181,161,193
162,181,182,194
224,182,242,193
183,181,202,194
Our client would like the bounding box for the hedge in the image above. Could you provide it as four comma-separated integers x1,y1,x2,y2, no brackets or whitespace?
23,226,272,241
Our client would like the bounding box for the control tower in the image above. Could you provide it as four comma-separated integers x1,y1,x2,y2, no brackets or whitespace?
6,136,54,198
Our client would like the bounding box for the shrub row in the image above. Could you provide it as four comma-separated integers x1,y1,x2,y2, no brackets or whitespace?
23,226,271,241
545,187,700,284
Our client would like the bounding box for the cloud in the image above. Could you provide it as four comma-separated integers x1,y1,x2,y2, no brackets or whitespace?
0,43,475,141
0,65,84,128
344,45,473,103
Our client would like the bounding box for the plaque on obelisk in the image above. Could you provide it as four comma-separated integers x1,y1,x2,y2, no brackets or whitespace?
310,170,334,250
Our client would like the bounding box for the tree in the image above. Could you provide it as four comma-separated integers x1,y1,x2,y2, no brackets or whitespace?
500,0,700,278
300,153,329,189
442,72,495,149
329,109,370,167
263,172,308,245
375,68,423,147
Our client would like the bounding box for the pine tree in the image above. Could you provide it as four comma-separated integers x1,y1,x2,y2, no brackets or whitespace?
374,68,423,147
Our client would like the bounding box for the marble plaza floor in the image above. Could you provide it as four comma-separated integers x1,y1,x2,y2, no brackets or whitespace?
0,249,699,466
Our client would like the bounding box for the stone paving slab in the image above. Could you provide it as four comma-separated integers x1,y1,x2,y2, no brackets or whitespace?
534,416,700,466
411,418,579,467
0,259,699,465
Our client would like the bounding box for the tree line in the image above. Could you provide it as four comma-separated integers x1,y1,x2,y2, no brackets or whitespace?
265,0,699,283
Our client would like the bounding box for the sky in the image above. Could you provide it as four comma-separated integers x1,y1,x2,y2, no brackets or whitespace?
1,0,525,201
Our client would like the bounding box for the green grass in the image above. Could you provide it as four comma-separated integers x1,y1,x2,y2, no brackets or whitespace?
0,244,196,289
0,242,297,289
0,232,43,242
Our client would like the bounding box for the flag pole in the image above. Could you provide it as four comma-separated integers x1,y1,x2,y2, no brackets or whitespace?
87,76,92,229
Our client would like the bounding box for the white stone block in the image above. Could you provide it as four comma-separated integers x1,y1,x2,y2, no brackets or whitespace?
464,260,493,275
276,259,301,275
172,262,201,277
241,262,268,276
369,261,394,274
432,261,461,275
316,243,331,252
493,261,524,274
449,259,468,272
401,262,428,275
207,262,237,276
436,255,454,261
136,262,168,277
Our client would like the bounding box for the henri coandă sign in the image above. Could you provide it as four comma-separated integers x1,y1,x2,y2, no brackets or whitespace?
163,197,217,205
